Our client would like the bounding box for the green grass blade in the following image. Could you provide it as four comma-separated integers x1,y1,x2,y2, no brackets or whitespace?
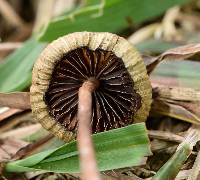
0,38,46,92
6,123,152,173
152,143,191,180
38,0,193,42
152,126,200,180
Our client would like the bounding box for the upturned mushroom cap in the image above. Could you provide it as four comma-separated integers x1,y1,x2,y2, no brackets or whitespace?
30,32,152,142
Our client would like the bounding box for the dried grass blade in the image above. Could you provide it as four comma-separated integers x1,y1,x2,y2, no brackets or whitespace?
147,43,200,74
151,99,200,125
0,92,30,110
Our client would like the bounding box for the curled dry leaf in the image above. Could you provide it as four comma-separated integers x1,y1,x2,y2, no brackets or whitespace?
146,43,200,74
176,101,200,117
0,111,33,135
151,99,200,125
0,138,28,162
160,43,200,60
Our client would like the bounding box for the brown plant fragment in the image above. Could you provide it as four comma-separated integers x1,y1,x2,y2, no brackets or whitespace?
0,138,28,162
151,99,200,125
0,108,23,122
0,92,30,110
13,134,54,160
146,43,200,74
187,150,200,180
148,130,184,143
153,87,200,102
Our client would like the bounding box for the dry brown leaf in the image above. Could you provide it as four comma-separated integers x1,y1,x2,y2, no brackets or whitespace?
176,101,200,117
146,43,200,74
148,130,184,143
13,134,53,160
160,44,200,60
0,111,33,134
187,151,200,180
0,92,30,110
153,87,200,102
0,108,23,122
151,99,200,125
0,134,54,163
0,138,28,162
105,172,143,180
150,139,177,152
0,124,42,139
175,169,191,180
187,150,200,180
164,99,200,119
129,167,156,179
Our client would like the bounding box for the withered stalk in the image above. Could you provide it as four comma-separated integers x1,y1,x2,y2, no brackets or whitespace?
77,78,100,180
0,92,30,109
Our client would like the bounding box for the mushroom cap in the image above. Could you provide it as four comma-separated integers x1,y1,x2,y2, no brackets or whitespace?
30,32,152,142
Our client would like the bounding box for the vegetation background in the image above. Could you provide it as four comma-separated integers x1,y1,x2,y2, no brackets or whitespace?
0,0,199,179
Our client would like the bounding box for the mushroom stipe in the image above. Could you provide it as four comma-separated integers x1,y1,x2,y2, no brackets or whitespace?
30,32,152,142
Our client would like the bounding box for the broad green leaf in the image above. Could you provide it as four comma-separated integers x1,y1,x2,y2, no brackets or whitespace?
38,0,193,42
6,123,152,173
0,38,46,92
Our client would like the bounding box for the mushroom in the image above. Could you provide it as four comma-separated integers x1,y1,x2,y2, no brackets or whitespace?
30,32,152,142
30,32,152,179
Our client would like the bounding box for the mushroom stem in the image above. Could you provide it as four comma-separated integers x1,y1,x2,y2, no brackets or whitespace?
77,78,100,180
